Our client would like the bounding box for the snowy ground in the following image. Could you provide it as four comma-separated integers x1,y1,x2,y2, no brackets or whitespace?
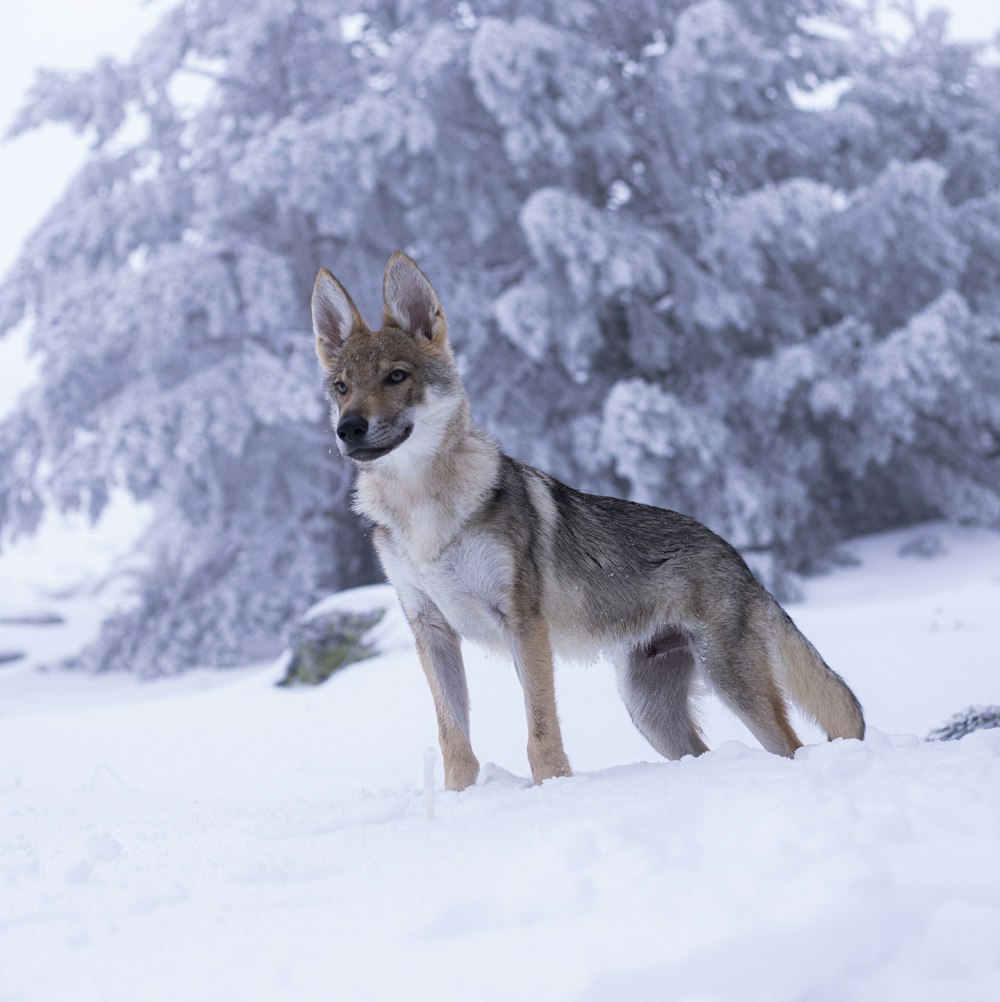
1,522,999,1001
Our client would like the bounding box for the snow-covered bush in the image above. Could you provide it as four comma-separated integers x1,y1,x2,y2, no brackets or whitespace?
928,706,1000,742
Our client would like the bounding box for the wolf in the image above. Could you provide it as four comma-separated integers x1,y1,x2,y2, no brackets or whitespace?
311,252,865,790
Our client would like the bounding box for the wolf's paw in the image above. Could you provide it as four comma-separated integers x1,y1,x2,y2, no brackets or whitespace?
444,754,480,792
528,742,573,785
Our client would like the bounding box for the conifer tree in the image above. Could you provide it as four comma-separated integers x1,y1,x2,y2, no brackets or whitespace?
2,0,998,673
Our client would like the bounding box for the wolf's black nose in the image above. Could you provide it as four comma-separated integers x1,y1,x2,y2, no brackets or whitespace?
337,413,369,446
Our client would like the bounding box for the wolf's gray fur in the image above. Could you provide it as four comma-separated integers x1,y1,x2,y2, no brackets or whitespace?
311,252,866,789
620,628,708,759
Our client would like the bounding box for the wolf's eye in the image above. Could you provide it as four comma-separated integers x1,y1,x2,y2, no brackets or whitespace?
386,369,408,385
333,380,348,395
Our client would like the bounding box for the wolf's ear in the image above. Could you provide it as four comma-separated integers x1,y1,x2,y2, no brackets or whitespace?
382,251,447,345
312,268,366,370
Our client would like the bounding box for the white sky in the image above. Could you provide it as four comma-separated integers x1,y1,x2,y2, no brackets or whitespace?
0,0,998,415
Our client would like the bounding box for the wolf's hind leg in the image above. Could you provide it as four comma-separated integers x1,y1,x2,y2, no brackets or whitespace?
618,628,709,760
700,630,801,758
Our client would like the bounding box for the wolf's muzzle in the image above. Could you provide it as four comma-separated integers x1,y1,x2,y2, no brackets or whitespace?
337,414,414,462
337,412,369,447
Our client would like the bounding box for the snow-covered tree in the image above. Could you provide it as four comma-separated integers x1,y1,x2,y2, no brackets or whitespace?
1,0,998,674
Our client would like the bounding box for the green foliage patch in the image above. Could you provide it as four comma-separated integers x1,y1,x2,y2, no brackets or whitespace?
278,608,385,687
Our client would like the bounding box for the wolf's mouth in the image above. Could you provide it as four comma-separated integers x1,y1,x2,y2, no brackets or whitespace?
346,424,413,462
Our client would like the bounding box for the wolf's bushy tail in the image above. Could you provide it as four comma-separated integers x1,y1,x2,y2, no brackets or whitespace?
773,606,865,741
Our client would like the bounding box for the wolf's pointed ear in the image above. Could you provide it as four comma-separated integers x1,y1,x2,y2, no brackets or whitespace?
382,251,447,345
312,268,366,370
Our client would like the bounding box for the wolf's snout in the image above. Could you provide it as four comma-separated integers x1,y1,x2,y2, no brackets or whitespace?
337,413,369,446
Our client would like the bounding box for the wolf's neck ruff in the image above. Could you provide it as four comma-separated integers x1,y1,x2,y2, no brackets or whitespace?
353,391,502,566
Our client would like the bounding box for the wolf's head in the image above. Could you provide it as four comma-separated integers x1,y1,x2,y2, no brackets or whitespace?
311,252,464,466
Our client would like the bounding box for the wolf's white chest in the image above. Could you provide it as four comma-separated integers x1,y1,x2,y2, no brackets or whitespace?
379,531,515,647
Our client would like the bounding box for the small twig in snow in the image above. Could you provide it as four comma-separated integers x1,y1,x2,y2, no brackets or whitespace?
87,761,137,793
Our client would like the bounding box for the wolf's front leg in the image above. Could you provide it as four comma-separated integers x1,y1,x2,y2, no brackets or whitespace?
408,606,480,791
511,616,572,784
